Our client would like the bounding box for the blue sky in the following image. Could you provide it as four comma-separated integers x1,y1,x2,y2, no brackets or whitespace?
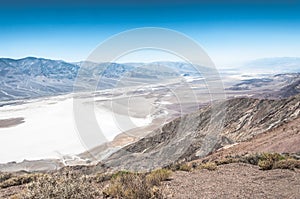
1,0,300,67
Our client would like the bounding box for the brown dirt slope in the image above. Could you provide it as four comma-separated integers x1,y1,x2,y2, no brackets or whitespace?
161,117,300,199
161,163,300,199
203,117,300,161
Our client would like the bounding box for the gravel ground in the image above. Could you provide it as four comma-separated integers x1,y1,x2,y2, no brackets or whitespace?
161,163,300,199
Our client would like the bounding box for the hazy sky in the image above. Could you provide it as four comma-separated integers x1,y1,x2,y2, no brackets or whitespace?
1,0,300,67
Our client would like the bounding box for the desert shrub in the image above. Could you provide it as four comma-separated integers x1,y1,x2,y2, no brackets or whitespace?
104,169,172,199
198,162,217,171
0,172,12,183
216,158,237,165
94,172,113,183
240,154,261,165
258,153,286,170
260,153,285,162
164,163,180,171
111,170,132,179
0,174,41,189
258,159,274,170
213,154,259,166
273,159,300,170
21,172,100,199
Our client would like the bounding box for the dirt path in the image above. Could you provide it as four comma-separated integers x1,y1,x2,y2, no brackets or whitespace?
162,163,300,199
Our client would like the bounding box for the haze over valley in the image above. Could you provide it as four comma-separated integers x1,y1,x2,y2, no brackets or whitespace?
0,56,299,168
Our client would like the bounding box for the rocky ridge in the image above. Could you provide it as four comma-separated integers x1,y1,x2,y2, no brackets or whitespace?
102,95,300,171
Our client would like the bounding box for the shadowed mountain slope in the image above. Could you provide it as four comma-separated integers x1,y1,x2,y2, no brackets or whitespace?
103,95,300,171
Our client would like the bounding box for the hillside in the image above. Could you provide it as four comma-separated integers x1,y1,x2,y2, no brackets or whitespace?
0,57,201,102
102,94,300,171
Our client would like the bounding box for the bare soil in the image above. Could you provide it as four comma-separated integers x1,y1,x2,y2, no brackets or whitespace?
161,117,300,199
161,163,300,199
204,117,300,162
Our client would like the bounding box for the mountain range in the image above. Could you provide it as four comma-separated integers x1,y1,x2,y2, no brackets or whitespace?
0,57,202,102
1,56,300,102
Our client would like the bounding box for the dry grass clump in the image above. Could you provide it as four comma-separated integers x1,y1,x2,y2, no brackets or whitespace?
103,169,172,199
216,158,237,165
146,169,172,186
197,162,218,171
165,162,194,172
178,163,193,172
21,171,100,199
103,171,151,198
